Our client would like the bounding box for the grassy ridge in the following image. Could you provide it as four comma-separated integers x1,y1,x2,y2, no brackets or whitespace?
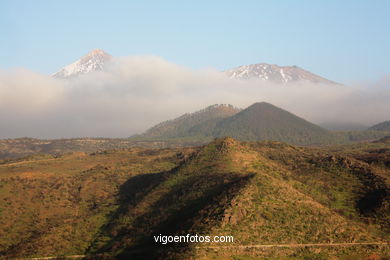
0,147,195,257
0,139,389,259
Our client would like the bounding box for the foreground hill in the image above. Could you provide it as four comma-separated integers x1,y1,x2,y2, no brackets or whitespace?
0,138,389,259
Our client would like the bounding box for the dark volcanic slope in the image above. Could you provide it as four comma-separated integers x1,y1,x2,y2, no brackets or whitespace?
140,102,337,145
213,102,335,145
142,104,241,139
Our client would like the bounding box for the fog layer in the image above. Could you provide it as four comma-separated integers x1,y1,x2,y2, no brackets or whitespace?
0,56,389,138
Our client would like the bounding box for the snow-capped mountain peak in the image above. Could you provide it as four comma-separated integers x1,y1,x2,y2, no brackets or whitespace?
52,49,112,79
225,63,337,84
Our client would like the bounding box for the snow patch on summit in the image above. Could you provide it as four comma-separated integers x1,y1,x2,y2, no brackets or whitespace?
225,63,337,85
52,49,111,79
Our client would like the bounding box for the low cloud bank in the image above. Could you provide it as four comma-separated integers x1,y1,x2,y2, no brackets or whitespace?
0,56,389,138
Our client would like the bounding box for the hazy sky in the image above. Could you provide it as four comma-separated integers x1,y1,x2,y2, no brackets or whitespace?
1,0,389,83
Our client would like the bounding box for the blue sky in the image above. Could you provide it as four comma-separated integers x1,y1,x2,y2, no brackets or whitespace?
1,0,389,83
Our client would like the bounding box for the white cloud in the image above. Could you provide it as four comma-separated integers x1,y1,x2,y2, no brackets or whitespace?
0,56,389,138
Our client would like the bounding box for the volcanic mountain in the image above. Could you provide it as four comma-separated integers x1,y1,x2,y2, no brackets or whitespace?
212,102,335,144
52,49,337,85
225,63,337,84
52,49,111,79
141,102,336,145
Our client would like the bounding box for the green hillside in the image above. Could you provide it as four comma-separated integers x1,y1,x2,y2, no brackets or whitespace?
212,102,336,145
139,102,339,146
0,138,389,259
141,104,241,139
140,102,389,146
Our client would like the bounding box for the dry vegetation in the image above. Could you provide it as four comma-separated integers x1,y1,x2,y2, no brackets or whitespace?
0,138,389,259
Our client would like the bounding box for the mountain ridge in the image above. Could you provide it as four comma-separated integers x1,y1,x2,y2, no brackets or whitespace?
225,63,338,84
141,102,337,145
52,49,337,84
